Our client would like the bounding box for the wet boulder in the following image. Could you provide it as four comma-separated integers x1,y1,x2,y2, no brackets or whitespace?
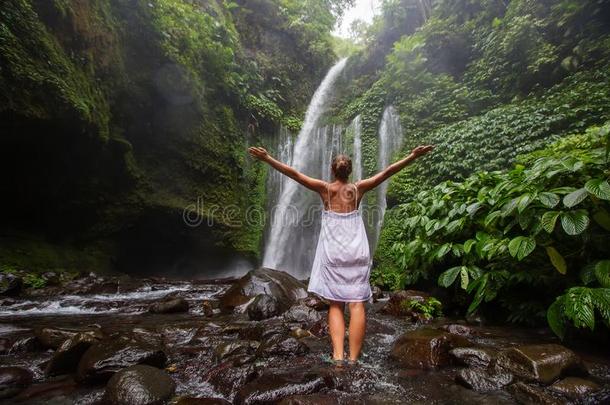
283,304,322,327
450,347,495,369
45,332,101,376
439,324,473,336
104,365,175,405
247,294,281,320
0,367,33,399
235,369,329,404
36,326,102,350
214,341,258,362
256,334,309,357
379,290,430,316
160,325,199,347
77,339,167,383
497,344,585,384
8,336,42,354
507,382,561,405
297,294,329,311
201,361,258,399
149,297,190,314
550,377,599,399
219,268,308,313
0,274,23,296
366,319,395,335
390,328,469,369
456,367,513,392
132,328,164,347
64,275,119,295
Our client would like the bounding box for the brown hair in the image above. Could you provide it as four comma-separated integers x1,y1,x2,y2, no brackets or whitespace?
331,154,352,181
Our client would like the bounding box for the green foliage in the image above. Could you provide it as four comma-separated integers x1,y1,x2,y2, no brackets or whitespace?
377,125,610,336
23,273,46,289
400,296,443,320
391,69,610,201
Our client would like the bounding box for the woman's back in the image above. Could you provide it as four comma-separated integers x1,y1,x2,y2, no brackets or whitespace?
323,181,360,213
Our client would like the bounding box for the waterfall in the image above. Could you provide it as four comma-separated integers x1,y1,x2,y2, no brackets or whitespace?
372,106,404,249
263,58,348,278
348,115,363,182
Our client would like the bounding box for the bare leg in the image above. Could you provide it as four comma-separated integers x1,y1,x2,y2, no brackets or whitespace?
348,301,366,361
328,300,345,360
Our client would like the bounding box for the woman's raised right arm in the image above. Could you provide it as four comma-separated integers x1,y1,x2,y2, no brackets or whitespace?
357,145,434,195
248,146,327,193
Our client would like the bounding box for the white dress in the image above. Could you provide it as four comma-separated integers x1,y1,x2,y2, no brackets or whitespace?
307,183,373,302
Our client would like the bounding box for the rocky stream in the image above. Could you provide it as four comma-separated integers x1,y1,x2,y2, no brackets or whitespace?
0,268,608,404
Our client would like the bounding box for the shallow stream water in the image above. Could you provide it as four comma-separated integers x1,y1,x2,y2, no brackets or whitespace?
0,277,608,404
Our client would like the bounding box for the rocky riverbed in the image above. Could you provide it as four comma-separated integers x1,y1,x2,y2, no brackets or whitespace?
0,268,608,404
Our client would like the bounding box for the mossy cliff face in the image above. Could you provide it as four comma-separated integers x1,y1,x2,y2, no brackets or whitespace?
0,0,334,276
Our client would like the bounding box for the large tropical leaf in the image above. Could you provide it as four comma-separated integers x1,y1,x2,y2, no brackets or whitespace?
585,178,610,200
438,266,461,287
547,298,566,340
544,246,566,274
517,193,533,213
538,192,560,208
541,211,560,233
594,260,610,288
564,287,595,331
484,210,502,227
508,236,536,261
463,239,476,254
560,210,589,235
563,188,588,208
591,288,610,322
460,267,469,290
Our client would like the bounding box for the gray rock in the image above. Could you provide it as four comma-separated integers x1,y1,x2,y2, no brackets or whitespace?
497,344,585,384
550,377,599,399
149,297,189,314
77,339,167,383
36,326,102,349
256,334,309,357
507,382,564,405
456,367,513,392
450,347,495,369
219,268,308,313
247,294,281,320
283,304,322,326
45,332,102,376
390,328,470,369
236,370,328,404
104,365,175,405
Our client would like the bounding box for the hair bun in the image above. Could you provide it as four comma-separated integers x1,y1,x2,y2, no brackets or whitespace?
331,154,353,181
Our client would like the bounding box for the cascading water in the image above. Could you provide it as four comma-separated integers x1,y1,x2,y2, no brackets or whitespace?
371,106,404,249
263,57,348,278
348,115,363,182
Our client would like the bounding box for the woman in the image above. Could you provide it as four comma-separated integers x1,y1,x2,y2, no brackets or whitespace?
248,144,434,366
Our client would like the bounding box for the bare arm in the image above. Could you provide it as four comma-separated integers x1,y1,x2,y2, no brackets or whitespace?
248,147,326,193
358,145,434,194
